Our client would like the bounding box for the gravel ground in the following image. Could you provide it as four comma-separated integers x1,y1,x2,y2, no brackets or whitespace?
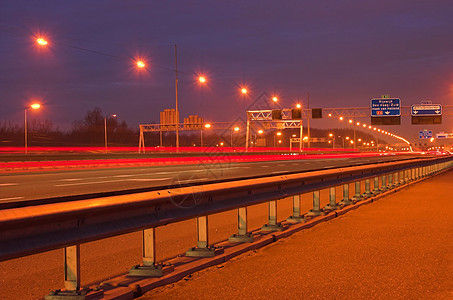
143,172,453,300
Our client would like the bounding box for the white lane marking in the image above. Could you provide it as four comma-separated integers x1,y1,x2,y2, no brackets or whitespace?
58,178,83,182
277,164,285,167
261,166,270,168
325,165,336,168
271,171,284,174
175,177,209,182
0,183,18,186
55,178,170,187
0,196,24,201
128,178,170,182
113,174,135,178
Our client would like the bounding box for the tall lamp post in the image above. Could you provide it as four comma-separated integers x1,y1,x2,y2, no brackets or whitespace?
24,103,41,154
274,131,282,147
231,126,239,147
202,123,211,149
329,133,335,149
104,114,117,153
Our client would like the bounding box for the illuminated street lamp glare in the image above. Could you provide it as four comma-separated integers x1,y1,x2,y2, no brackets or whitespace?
272,96,278,102
198,76,206,83
136,60,146,68
36,38,48,46
241,88,248,94
30,103,41,109
204,123,211,128
234,126,240,132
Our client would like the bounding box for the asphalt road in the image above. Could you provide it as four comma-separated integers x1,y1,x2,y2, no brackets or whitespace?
0,154,422,206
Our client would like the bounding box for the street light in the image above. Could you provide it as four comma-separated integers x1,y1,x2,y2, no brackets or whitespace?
241,87,248,94
201,123,211,148
36,38,48,46
24,103,41,154
274,131,282,147
136,60,146,69
231,126,239,147
104,114,117,153
198,76,207,84
329,133,335,149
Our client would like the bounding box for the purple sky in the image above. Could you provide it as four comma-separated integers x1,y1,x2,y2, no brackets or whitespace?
1,1,453,143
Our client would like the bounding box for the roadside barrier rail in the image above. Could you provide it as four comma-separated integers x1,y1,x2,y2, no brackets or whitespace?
1,155,452,299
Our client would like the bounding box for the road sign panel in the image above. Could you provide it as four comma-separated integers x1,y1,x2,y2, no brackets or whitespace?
371,98,401,116
419,130,432,139
411,104,442,116
435,132,453,139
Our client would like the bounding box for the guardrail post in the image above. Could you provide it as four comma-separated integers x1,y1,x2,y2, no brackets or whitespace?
381,175,388,192
338,183,352,206
399,171,405,185
129,228,174,277
262,200,285,231
405,169,410,182
411,168,415,181
323,186,339,212
230,207,254,242
47,245,103,299
351,181,363,202
372,176,381,195
394,172,400,187
186,216,224,257
287,194,306,223
306,190,324,217
388,173,394,189
65,245,80,291
363,179,373,198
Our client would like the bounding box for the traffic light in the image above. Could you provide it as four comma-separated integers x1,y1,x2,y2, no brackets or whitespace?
291,108,301,119
272,109,282,120
312,108,322,119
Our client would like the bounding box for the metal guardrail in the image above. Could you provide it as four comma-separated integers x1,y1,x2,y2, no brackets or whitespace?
1,155,452,299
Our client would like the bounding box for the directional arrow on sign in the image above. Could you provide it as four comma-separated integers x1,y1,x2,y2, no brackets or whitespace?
435,110,440,114
385,111,390,115
413,110,418,114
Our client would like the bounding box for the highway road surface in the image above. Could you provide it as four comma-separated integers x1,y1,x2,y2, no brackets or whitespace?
0,154,423,207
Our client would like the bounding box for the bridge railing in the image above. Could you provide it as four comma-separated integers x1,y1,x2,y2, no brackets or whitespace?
1,155,452,299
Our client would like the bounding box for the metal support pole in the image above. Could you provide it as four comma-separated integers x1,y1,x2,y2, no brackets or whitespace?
129,228,174,276
24,108,28,154
388,173,394,189
287,194,306,223
394,172,400,187
352,181,363,202
363,179,373,198
381,175,388,192
306,190,323,217
262,200,284,231
46,243,104,298
372,176,381,195
339,183,352,206
229,207,254,242
174,45,180,153
245,113,250,152
64,245,80,291
399,171,405,185
186,216,223,257
299,120,303,152
324,186,339,211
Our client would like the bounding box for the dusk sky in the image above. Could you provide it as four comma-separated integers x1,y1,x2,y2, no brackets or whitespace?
1,1,453,142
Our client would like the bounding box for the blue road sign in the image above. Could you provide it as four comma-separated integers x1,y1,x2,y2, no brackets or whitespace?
419,130,432,139
371,98,401,116
411,104,442,116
